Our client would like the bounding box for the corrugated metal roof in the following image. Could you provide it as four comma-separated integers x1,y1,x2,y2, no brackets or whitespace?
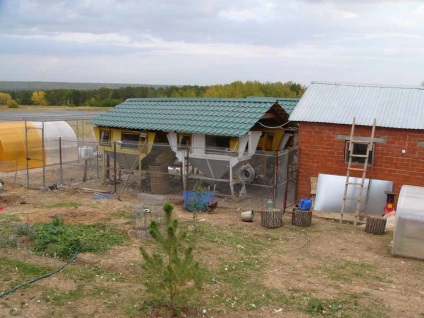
91,98,285,137
289,82,424,129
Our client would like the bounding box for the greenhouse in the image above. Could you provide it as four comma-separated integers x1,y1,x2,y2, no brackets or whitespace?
0,121,78,172
392,185,424,260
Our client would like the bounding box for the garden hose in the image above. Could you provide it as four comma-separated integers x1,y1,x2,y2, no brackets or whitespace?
0,249,79,298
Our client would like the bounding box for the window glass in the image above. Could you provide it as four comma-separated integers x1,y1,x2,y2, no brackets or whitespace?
205,135,231,153
100,129,111,145
177,134,191,150
345,141,374,165
121,132,145,149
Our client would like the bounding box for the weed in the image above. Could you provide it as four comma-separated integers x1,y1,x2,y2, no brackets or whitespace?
14,223,35,238
302,293,388,317
0,215,23,247
34,220,127,259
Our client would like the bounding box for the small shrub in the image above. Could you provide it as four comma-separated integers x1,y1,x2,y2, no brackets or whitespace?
34,217,127,259
7,99,19,108
140,203,204,316
14,223,35,239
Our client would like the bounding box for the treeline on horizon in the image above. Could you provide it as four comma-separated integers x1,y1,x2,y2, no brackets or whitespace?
3,81,305,107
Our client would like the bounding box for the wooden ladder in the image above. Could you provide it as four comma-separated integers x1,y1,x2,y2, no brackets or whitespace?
340,117,376,225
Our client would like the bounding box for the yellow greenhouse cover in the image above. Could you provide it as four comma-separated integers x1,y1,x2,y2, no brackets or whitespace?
0,122,44,172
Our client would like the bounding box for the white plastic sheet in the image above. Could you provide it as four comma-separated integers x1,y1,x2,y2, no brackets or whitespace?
392,185,424,260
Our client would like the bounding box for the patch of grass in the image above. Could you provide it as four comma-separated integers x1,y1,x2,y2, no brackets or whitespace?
0,256,53,289
34,218,128,259
179,222,296,313
43,289,83,306
321,260,386,283
36,202,80,209
0,215,25,247
184,222,264,257
302,293,389,317
0,215,21,222
111,211,133,219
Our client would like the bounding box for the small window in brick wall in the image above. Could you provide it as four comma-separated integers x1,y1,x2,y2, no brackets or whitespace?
344,141,374,165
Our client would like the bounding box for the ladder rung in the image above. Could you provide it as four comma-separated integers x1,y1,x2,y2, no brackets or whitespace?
347,182,363,186
351,139,372,144
344,197,361,201
350,154,368,158
348,167,366,172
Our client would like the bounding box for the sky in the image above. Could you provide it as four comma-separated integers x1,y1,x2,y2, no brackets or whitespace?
0,0,423,86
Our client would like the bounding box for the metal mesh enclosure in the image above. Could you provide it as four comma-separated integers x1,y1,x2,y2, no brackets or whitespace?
0,137,298,211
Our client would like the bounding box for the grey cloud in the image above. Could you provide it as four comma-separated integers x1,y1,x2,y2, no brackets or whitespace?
0,0,423,85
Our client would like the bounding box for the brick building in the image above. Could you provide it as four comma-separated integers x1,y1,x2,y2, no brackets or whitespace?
289,82,424,207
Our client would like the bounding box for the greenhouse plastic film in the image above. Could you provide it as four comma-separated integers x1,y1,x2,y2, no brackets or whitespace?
392,185,424,260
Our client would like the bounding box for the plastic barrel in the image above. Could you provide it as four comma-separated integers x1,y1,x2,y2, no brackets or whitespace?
149,164,169,194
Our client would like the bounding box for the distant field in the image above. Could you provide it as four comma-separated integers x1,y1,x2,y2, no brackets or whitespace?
0,105,111,111
0,80,166,91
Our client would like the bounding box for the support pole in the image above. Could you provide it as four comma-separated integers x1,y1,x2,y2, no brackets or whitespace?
113,141,117,193
25,121,30,188
105,154,110,180
76,120,80,162
272,151,279,209
41,122,46,191
83,159,88,182
185,147,190,191
59,137,63,185
96,144,99,179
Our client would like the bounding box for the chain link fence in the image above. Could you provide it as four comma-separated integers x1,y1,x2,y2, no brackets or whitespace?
0,138,298,211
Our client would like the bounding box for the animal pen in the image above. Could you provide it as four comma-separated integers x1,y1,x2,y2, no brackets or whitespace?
0,109,299,212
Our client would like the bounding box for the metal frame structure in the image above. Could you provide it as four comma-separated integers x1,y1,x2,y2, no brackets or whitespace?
0,110,105,189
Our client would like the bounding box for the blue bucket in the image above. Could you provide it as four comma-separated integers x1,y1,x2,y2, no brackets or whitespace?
184,190,214,212
299,198,312,211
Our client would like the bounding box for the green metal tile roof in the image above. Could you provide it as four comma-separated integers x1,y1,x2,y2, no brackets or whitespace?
245,97,300,115
277,99,299,115
91,98,287,137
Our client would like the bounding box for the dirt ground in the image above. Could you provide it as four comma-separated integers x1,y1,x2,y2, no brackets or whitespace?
1,182,424,318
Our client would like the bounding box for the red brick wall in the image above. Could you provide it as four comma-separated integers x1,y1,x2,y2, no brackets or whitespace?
297,122,424,206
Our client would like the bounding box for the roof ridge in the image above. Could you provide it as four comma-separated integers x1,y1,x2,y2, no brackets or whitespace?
310,81,424,90
125,97,274,102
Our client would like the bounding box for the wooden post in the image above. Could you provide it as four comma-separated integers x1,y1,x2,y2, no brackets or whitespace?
83,159,88,182
105,154,110,180
291,209,312,227
261,209,283,228
365,216,386,234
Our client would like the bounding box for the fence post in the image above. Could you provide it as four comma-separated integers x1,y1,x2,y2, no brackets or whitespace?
273,151,279,209
114,141,117,193
41,121,46,191
59,137,63,185
25,121,30,188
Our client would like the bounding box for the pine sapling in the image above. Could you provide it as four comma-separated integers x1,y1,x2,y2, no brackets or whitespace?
140,203,204,316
